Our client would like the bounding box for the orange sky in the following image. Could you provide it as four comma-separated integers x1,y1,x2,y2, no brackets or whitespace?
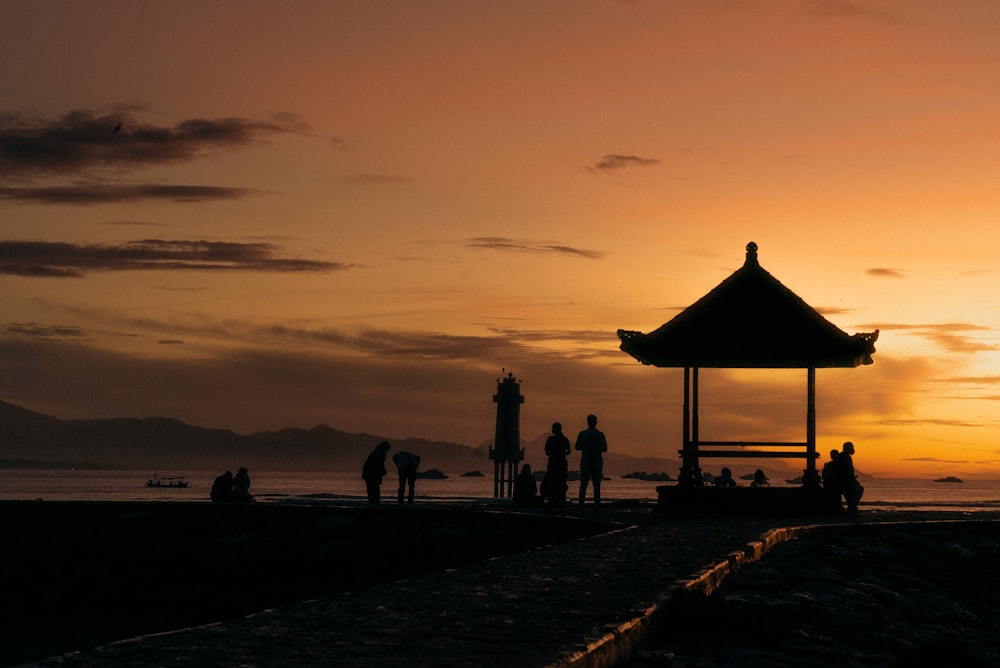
3,1,1000,478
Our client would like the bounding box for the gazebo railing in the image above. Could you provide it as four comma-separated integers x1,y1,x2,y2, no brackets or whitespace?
681,441,819,460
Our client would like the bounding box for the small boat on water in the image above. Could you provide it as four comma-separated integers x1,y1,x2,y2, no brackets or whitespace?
934,476,963,483
146,473,191,488
416,468,448,479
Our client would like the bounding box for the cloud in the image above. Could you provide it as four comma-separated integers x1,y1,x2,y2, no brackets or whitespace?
0,109,303,177
869,322,995,354
466,237,606,259
878,418,985,428
814,306,854,317
0,184,260,205
866,267,906,278
339,174,411,185
807,0,902,24
589,154,660,173
3,322,86,339
0,239,352,277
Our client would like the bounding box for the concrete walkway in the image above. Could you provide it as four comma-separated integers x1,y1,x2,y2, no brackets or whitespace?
31,504,972,667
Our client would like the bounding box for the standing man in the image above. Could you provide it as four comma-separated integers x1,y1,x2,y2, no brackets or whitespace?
362,441,391,505
575,414,608,507
392,450,421,505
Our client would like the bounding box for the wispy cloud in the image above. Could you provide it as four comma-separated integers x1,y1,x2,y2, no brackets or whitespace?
879,418,985,428
466,237,606,259
339,174,411,185
807,0,903,24
0,240,351,278
869,322,995,354
0,109,304,176
3,322,86,339
0,184,260,205
588,154,660,173
866,267,906,278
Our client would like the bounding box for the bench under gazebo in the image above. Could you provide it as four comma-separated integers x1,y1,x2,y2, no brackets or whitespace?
617,242,878,511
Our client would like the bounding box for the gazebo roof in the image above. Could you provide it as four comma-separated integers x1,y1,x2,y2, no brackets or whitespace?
617,242,878,369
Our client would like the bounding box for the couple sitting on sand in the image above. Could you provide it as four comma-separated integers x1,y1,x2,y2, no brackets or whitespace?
210,467,254,503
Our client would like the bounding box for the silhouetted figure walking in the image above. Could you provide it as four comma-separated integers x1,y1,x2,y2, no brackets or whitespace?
513,464,541,506
232,467,254,502
575,414,608,507
838,441,864,513
210,470,233,502
362,441,391,505
392,450,421,504
541,422,571,506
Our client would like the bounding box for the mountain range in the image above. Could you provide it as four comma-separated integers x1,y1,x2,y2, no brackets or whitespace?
0,400,707,477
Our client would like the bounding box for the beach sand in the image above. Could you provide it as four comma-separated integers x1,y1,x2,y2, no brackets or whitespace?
634,518,1000,667
4,501,999,667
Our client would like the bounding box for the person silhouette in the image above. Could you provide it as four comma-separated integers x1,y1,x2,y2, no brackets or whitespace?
839,441,864,513
232,467,254,502
392,450,421,505
575,414,608,507
362,441,391,505
541,422,571,507
713,466,737,487
210,470,233,502
822,449,844,510
513,463,541,506
750,469,769,487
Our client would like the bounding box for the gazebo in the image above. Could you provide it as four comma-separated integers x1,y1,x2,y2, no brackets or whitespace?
618,242,878,491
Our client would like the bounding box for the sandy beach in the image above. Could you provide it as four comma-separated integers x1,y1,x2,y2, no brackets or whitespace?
634,518,1000,667
4,501,999,667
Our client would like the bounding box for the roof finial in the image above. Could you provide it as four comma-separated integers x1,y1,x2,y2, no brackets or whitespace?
745,241,758,265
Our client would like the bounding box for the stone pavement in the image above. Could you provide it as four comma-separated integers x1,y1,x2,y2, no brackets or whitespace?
28,503,811,668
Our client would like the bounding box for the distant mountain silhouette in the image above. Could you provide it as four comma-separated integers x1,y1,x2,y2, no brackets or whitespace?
1,399,791,477
0,400,494,473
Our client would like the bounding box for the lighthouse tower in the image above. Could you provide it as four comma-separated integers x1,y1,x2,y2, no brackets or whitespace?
489,370,524,498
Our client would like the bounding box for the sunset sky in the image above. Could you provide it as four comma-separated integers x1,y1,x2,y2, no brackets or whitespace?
3,1,1000,478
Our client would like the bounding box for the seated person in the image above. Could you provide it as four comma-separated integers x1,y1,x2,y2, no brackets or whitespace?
750,468,769,487
513,464,541,506
713,466,737,487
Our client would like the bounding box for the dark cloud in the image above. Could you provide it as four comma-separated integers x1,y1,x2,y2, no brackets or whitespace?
0,239,351,277
466,237,606,259
867,267,906,278
814,306,853,317
3,322,86,339
0,184,260,205
589,154,660,172
0,329,683,454
0,109,303,177
157,340,185,345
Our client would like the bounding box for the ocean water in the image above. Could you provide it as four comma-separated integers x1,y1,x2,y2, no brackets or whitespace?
2,469,1000,511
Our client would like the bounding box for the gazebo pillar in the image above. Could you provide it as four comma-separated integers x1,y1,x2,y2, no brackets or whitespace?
679,366,703,486
804,367,820,487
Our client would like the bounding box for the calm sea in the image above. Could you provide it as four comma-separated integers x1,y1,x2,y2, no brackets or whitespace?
2,469,1000,512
